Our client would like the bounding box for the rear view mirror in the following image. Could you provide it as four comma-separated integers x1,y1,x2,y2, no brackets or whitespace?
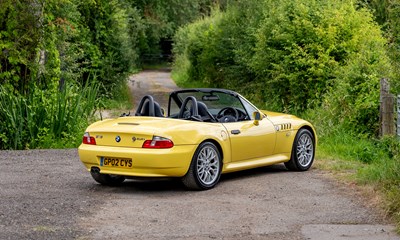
202,94,220,101
253,111,261,126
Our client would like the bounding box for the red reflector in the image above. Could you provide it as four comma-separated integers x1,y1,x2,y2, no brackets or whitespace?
142,139,173,149
82,132,96,145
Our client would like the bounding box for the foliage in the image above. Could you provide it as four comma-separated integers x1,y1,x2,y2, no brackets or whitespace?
77,0,141,89
173,0,390,135
314,125,400,231
303,100,400,231
0,0,213,150
100,79,133,110
358,0,400,95
0,81,99,150
0,0,42,93
132,0,222,63
173,2,264,100
357,0,390,26
0,0,215,95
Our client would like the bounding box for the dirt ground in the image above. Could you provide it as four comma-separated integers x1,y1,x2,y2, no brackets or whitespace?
129,69,179,109
0,70,399,240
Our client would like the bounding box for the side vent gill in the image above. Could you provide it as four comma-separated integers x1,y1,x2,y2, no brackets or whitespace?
280,123,292,130
275,123,292,131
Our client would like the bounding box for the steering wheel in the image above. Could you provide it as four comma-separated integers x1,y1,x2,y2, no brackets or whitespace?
178,96,201,121
217,107,239,122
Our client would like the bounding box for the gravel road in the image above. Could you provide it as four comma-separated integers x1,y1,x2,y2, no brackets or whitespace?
129,69,179,109
0,70,399,240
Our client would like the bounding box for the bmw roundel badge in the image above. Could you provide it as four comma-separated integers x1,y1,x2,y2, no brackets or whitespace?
115,135,121,143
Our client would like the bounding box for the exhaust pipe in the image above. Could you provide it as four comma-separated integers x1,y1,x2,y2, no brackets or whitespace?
91,167,100,174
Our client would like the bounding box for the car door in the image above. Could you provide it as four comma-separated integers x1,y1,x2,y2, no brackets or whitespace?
222,118,276,162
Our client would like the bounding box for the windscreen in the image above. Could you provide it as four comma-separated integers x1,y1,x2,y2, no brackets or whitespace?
170,91,247,117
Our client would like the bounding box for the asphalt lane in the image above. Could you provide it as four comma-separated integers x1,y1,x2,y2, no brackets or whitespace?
0,149,398,239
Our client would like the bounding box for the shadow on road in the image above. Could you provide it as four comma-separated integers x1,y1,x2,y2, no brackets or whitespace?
86,164,292,194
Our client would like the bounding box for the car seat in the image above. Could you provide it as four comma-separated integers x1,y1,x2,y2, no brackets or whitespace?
196,101,216,122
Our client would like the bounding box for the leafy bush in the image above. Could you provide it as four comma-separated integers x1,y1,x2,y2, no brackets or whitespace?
0,0,216,150
173,0,390,135
77,0,144,90
0,0,42,93
173,2,263,96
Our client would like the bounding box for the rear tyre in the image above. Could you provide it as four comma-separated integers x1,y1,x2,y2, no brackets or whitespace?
90,171,125,186
182,142,222,190
285,128,315,171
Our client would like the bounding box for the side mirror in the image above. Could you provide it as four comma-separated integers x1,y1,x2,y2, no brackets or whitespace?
161,108,166,117
253,111,261,126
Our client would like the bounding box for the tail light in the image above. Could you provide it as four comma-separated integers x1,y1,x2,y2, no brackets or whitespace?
82,132,96,145
142,136,173,149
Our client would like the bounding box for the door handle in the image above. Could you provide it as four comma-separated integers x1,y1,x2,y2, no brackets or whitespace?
231,130,241,135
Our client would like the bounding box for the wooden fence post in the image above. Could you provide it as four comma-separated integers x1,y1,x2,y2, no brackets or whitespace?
397,95,400,137
379,78,395,137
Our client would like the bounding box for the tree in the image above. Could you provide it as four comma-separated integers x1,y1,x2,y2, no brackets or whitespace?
173,0,391,135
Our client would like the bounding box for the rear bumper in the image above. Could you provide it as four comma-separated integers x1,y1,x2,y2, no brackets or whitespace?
78,144,197,177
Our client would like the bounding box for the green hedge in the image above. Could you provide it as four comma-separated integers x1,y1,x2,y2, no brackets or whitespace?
173,0,391,135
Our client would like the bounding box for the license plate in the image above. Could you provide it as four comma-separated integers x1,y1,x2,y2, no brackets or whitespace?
100,157,132,168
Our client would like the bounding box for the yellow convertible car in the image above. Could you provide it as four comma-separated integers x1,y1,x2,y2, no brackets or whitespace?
78,88,316,190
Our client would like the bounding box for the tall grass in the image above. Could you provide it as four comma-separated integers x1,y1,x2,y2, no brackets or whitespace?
0,82,99,150
0,90,26,149
311,119,400,232
298,105,399,231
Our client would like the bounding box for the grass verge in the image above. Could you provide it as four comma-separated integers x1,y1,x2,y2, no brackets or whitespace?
100,80,133,110
316,130,400,233
171,55,211,89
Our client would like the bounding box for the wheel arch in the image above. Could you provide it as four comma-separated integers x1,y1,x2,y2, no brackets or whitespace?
298,124,317,145
285,125,316,171
199,139,224,165
288,124,317,160
182,138,224,190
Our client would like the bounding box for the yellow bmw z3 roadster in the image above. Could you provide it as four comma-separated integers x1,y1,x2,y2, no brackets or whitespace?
78,88,316,190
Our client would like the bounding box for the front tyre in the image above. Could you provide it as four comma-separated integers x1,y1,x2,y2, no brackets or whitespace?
182,142,222,190
90,171,125,186
285,128,315,171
